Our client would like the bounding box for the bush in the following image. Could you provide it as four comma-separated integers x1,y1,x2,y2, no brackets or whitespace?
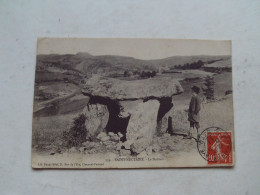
63,114,88,148
140,70,156,79
225,90,232,96
202,76,215,100
174,60,204,70
124,71,130,77
151,71,156,77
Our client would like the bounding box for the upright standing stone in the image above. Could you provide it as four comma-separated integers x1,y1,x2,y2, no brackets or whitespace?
124,100,160,153
83,103,109,137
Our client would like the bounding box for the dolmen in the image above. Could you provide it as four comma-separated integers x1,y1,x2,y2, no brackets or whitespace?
82,75,183,154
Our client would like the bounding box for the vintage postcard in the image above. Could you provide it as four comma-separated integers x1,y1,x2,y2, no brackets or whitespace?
32,38,235,168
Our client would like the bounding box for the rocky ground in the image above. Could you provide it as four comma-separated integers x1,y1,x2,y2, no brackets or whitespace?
36,131,197,159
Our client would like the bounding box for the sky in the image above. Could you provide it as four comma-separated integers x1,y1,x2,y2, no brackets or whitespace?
37,38,231,60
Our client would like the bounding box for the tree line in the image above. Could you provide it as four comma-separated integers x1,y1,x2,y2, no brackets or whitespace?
124,70,157,78
172,60,204,70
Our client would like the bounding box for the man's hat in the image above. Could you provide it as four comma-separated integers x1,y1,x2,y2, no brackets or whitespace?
191,85,200,94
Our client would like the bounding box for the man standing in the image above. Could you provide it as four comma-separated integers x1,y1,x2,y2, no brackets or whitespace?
184,85,201,141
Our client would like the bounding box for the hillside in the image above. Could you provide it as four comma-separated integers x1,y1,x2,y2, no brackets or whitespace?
36,53,231,75
203,57,231,68
37,53,156,75
148,55,231,67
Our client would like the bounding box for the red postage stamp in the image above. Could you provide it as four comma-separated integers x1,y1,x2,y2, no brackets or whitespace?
207,132,232,164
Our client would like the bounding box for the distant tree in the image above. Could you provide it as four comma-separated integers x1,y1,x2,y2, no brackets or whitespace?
124,70,129,77
202,76,215,100
191,60,203,69
183,63,189,70
225,90,232,96
193,62,198,69
140,71,146,78
151,71,156,77
139,71,156,78
197,60,203,67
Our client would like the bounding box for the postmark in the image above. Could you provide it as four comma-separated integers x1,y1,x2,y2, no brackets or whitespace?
197,127,233,165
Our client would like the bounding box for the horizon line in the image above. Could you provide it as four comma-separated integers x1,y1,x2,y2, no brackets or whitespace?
37,52,231,61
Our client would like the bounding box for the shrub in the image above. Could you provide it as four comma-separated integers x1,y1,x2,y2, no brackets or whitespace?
151,71,157,77
140,70,156,79
202,76,215,100
225,90,232,95
124,71,129,77
63,114,88,148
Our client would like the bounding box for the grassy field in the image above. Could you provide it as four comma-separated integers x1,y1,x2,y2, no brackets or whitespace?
171,95,234,136
32,113,81,152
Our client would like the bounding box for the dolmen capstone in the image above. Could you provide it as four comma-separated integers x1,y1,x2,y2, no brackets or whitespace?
82,75,183,154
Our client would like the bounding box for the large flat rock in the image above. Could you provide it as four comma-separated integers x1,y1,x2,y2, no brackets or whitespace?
82,75,183,100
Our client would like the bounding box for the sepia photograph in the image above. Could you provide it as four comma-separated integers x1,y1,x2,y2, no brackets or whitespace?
2,0,260,194
32,38,235,168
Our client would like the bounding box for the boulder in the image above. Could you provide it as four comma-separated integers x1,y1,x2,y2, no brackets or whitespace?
130,137,151,154
97,132,110,142
97,132,107,139
83,104,109,137
100,136,110,142
116,142,123,151
79,147,86,153
122,140,134,150
103,140,116,151
82,141,95,150
108,132,116,137
118,132,123,140
152,144,160,153
108,132,120,141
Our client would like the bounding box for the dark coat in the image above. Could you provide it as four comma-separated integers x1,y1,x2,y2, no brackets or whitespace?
188,95,201,123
